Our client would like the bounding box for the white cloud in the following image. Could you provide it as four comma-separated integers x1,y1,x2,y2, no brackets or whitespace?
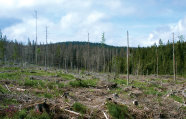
85,12,105,24
0,0,186,47
145,17,186,46
60,13,79,29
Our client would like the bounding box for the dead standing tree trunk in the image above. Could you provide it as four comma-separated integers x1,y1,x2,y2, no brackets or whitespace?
127,31,129,85
45,29,47,70
88,33,90,72
156,45,158,78
173,33,176,81
35,10,38,65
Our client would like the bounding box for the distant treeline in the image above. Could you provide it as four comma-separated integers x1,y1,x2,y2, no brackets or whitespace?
0,32,185,76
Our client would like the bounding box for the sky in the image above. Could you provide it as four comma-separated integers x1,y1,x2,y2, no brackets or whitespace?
0,0,186,47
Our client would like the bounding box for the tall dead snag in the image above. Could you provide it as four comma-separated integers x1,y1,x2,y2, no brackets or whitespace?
173,33,176,81
127,31,129,85
156,45,158,78
88,33,90,71
35,10,38,65
45,26,48,71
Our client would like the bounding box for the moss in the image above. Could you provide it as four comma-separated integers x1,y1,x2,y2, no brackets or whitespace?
106,102,133,119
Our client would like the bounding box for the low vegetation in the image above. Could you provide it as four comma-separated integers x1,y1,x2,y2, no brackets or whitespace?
106,102,133,119
0,66,185,118
170,94,184,103
72,102,87,114
69,79,99,88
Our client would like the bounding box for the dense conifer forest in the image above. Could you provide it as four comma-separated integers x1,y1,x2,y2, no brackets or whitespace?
0,31,185,77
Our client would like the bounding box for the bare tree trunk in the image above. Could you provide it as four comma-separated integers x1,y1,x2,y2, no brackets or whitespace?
35,11,38,65
45,26,48,71
173,33,176,81
127,31,129,85
156,46,158,78
88,33,90,72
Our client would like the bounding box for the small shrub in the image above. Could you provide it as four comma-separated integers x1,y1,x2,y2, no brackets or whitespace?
72,102,87,114
106,102,133,119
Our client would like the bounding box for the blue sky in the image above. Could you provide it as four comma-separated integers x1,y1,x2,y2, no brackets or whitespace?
0,0,186,47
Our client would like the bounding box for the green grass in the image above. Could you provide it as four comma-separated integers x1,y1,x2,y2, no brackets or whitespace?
132,80,148,89
106,102,133,119
44,93,53,99
0,67,20,72
143,87,166,96
47,82,56,90
170,94,184,103
0,99,18,107
1,108,51,119
72,102,87,114
0,72,21,80
24,79,45,88
58,82,65,88
23,70,56,77
60,73,75,80
131,80,167,96
0,84,8,94
69,79,99,88
14,109,27,119
20,109,50,119
112,78,127,85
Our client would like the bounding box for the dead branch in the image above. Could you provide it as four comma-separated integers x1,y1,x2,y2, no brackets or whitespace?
102,111,109,119
16,88,26,92
5,85,11,92
64,109,81,116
